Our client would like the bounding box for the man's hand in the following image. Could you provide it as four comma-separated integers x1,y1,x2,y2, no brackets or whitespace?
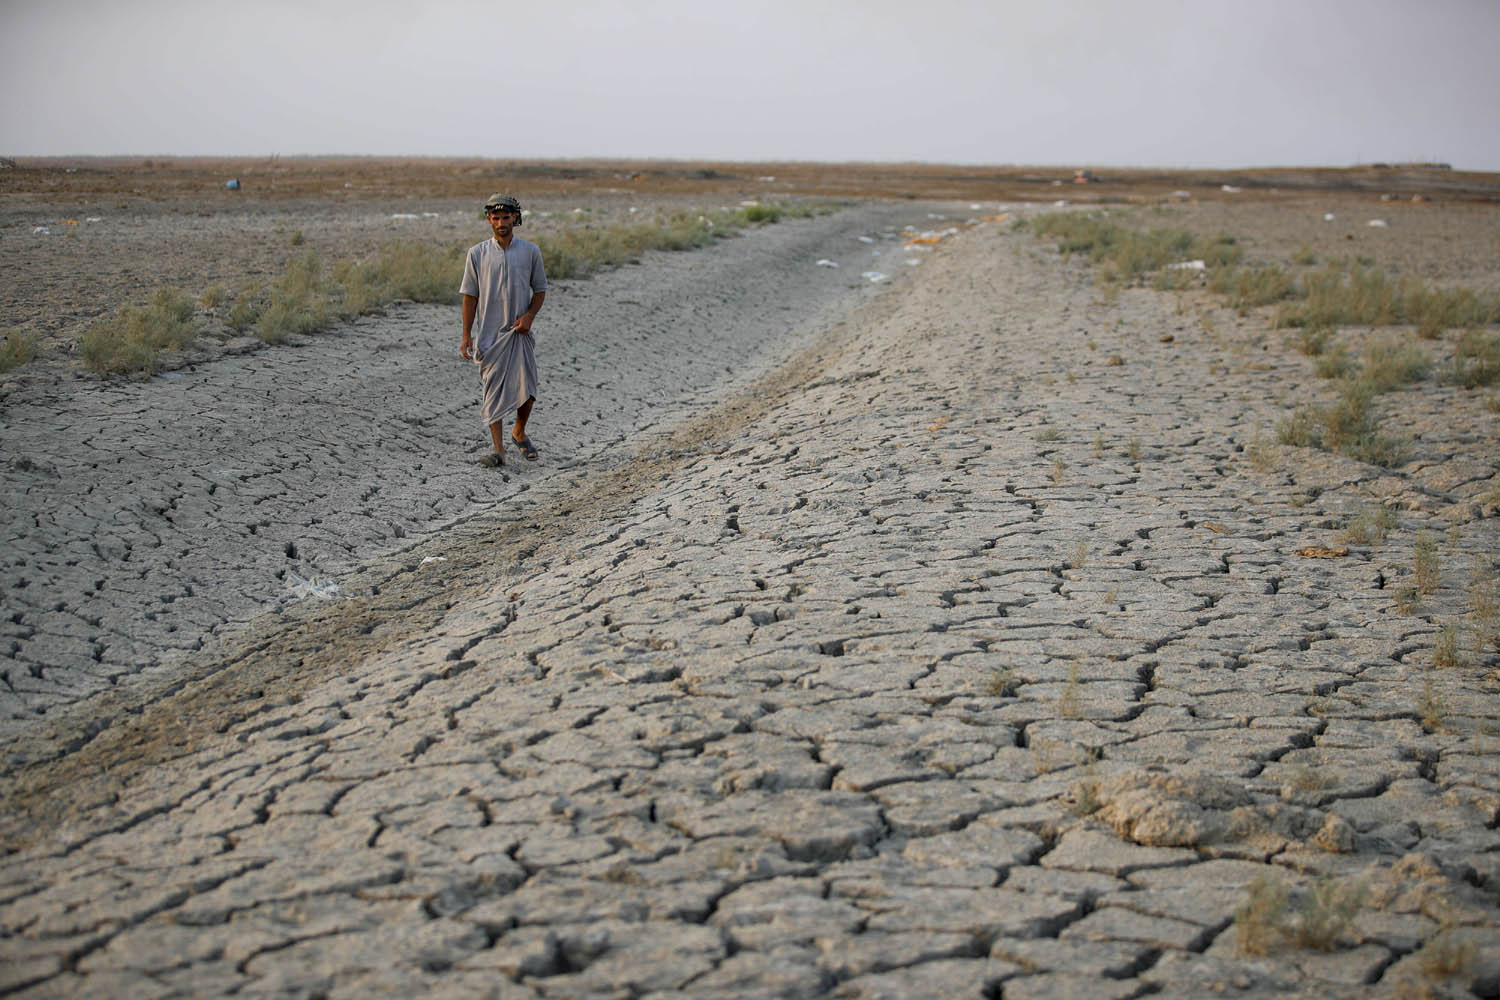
460,331,474,360
512,314,534,336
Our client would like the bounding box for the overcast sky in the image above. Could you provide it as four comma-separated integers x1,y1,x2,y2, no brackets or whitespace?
3,0,1497,169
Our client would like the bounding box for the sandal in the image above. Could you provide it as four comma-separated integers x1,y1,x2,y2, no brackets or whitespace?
513,436,539,461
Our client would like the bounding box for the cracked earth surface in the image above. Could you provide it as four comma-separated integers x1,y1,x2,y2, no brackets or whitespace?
3,202,1499,998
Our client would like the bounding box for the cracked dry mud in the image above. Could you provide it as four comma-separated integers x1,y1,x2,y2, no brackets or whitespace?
3,202,1500,999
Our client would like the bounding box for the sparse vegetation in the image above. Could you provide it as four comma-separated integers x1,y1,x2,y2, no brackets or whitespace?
1235,872,1367,955
1416,929,1477,985
1395,583,1420,616
1,328,39,373
1432,623,1464,669
1057,660,1082,717
1447,328,1500,388
256,251,330,344
61,203,821,375
1031,211,1241,283
1415,532,1441,595
80,287,197,373
1277,380,1403,467
988,668,1019,697
1339,504,1398,545
1418,678,1445,733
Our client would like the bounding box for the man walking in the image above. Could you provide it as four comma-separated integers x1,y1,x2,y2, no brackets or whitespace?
460,194,547,467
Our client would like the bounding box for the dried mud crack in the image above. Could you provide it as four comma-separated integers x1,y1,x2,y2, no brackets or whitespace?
3,195,1499,999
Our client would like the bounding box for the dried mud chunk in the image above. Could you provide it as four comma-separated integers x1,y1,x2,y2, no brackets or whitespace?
1094,772,1253,847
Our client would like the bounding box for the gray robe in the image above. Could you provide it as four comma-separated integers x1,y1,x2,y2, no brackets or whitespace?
459,237,548,425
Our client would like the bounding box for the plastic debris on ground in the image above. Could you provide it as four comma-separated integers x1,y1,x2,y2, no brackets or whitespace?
1324,213,1336,221
420,556,447,566
816,259,839,268
286,572,340,600
858,235,876,244
861,271,888,283
225,178,240,190
391,213,419,219
1169,260,1207,272
905,258,921,266
32,226,49,235
1221,184,1242,193
1367,219,1388,228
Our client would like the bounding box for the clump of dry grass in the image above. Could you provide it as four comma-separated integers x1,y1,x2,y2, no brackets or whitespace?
1,328,39,373
1277,380,1403,467
1339,504,1398,545
1431,623,1465,669
80,288,198,373
1447,329,1500,388
1031,211,1241,283
1418,677,1445,733
256,252,331,344
1235,872,1367,955
1415,532,1441,595
1210,265,1297,310
1275,264,1500,339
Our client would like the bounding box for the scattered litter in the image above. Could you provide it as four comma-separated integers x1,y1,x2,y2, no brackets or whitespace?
422,212,439,218
225,178,240,190
1367,219,1388,228
983,214,1010,223
857,235,875,244
286,572,340,600
1295,545,1349,559
1323,213,1336,221
628,206,638,213
861,271,888,283
1168,259,1207,272
1221,184,1242,193
739,200,760,207
420,555,447,566
758,176,776,182
63,218,79,226
1202,522,1227,534
905,258,921,266
1171,190,1191,199
31,226,49,235
904,235,942,246
904,244,932,253
391,213,419,219
815,259,840,268
1053,200,1069,207
86,216,102,222
969,203,982,210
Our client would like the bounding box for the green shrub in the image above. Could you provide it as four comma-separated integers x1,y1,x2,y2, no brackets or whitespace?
737,202,781,224
0,328,38,372
80,288,198,373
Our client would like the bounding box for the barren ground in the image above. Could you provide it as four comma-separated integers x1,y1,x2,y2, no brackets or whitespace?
2,159,1499,998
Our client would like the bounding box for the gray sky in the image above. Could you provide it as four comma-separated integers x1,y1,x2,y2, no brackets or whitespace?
4,0,1497,169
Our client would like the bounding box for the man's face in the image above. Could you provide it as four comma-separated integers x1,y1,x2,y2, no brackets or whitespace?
488,208,517,239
